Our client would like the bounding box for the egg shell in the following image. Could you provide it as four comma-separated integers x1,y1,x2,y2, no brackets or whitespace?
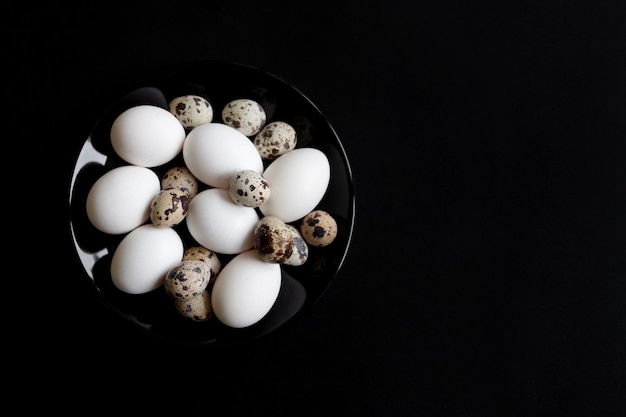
86,165,161,235
163,260,211,300
183,122,264,189
110,224,184,295
211,249,281,328
253,121,297,160
174,290,212,322
169,95,213,129
110,104,186,167
183,246,222,285
259,148,331,223
161,166,199,198
228,169,270,207
149,188,190,228
221,98,266,136
284,224,309,266
300,209,338,247
186,188,260,254
253,215,295,264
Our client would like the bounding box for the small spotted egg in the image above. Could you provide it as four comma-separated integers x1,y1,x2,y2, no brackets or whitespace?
253,121,297,160
228,169,270,207
284,224,309,266
253,215,296,264
183,245,222,286
164,260,211,301
174,289,213,322
149,188,190,228
169,95,213,129
300,210,338,247
222,98,266,136
161,166,199,198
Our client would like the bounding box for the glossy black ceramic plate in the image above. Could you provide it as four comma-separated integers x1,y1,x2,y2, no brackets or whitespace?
68,60,355,345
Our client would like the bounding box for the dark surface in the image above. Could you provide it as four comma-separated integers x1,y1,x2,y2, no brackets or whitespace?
14,1,626,415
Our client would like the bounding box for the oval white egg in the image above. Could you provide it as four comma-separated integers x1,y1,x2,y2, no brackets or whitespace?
86,165,161,235
182,122,264,189
186,188,259,254
110,105,186,167
260,147,330,223
211,249,281,328
110,224,184,294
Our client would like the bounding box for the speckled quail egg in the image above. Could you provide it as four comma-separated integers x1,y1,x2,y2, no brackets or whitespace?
161,166,199,198
253,215,298,264
222,98,266,136
169,94,213,129
164,260,211,301
149,188,190,228
300,210,338,247
253,121,297,160
174,289,213,322
284,224,309,266
228,169,270,207
182,245,222,286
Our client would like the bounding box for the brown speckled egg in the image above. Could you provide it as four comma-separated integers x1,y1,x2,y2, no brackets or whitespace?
164,260,211,301
300,210,338,247
221,98,266,136
284,224,309,266
161,166,199,198
183,245,221,286
253,216,295,263
228,170,270,207
174,289,213,322
149,188,190,227
253,121,297,160
169,95,213,129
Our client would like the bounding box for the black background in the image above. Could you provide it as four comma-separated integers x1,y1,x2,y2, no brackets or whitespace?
14,1,626,415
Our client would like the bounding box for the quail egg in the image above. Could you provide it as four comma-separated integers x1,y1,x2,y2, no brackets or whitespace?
149,188,190,228
164,260,211,301
284,224,309,266
174,289,213,322
228,169,270,207
161,166,199,198
169,94,213,129
300,210,338,247
253,215,298,264
221,98,266,136
253,121,297,160
183,245,222,286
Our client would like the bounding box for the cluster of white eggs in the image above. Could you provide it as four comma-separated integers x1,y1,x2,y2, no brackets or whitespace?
85,94,338,328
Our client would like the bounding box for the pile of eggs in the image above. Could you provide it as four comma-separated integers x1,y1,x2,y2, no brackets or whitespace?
85,94,339,329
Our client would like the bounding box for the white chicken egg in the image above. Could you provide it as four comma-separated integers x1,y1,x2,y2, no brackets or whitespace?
260,148,331,223
110,104,186,167
182,122,263,189
86,165,161,235
211,249,281,328
110,223,184,295
185,188,260,254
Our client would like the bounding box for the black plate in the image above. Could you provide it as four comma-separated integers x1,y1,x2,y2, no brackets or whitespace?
68,60,355,345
